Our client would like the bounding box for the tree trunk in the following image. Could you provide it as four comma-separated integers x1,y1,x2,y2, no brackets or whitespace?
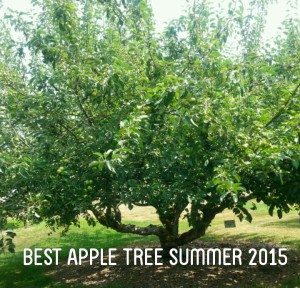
158,214,181,258
159,233,179,259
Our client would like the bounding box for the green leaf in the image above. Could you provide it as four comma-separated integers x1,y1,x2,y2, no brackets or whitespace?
105,160,116,173
277,209,283,219
292,160,299,169
8,247,15,253
190,118,198,127
268,204,275,216
237,213,244,222
240,207,253,223
250,202,257,210
6,231,16,238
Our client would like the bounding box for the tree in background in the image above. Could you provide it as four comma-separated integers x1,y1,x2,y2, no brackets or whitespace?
0,0,299,251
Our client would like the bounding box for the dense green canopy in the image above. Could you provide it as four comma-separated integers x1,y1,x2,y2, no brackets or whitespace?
0,0,299,249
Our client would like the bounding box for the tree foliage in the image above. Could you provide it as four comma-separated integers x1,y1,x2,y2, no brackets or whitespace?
0,0,299,249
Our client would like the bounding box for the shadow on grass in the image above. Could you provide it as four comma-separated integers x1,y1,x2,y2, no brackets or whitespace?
209,232,276,243
0,225,157,288
54,228,156,258
261,218,300,228
0,258,56,288
200,232,275,244
47,241,300,288
1,221,299,288
203,231,300,250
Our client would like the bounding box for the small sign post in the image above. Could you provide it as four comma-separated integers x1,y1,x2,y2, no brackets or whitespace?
224,220,236,228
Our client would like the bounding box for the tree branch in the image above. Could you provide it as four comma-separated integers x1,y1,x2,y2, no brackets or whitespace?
133,202,150,207
265,82,300,127
91,206,162,236
77,98,95,126
177,202,226,246
57,121,85,144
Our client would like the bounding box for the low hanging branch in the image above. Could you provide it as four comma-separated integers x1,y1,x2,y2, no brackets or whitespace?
91,206,163,236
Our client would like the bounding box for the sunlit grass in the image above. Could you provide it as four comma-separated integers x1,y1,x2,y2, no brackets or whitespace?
121,202,300,249
0,202,299,288
6,202,300,253
204,203,300,249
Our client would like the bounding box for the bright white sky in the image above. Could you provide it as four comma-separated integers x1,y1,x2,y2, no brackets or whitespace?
1,0,299,40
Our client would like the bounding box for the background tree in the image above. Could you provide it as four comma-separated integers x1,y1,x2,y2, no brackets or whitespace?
0,0,299,251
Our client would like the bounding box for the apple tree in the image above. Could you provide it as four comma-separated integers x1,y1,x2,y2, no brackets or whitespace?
0,0,299,251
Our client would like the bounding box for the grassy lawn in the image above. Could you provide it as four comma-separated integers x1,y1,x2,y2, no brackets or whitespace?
0,203,299,288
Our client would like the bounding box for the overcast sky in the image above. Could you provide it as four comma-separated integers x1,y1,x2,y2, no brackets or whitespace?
1,0,299,40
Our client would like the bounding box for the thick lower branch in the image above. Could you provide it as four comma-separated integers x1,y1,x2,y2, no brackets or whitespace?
176,202,227,246
177,227,206,246
91,207,162,236
92,199,229,249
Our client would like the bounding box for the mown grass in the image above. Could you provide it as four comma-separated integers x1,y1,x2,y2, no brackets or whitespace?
203,202,300,249
0,202,299,288
0,222,156,288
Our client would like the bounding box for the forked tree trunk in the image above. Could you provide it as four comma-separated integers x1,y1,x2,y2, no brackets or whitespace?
91,203,224,259
159,233,179,259
158,226,207,259
158,214,181,258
